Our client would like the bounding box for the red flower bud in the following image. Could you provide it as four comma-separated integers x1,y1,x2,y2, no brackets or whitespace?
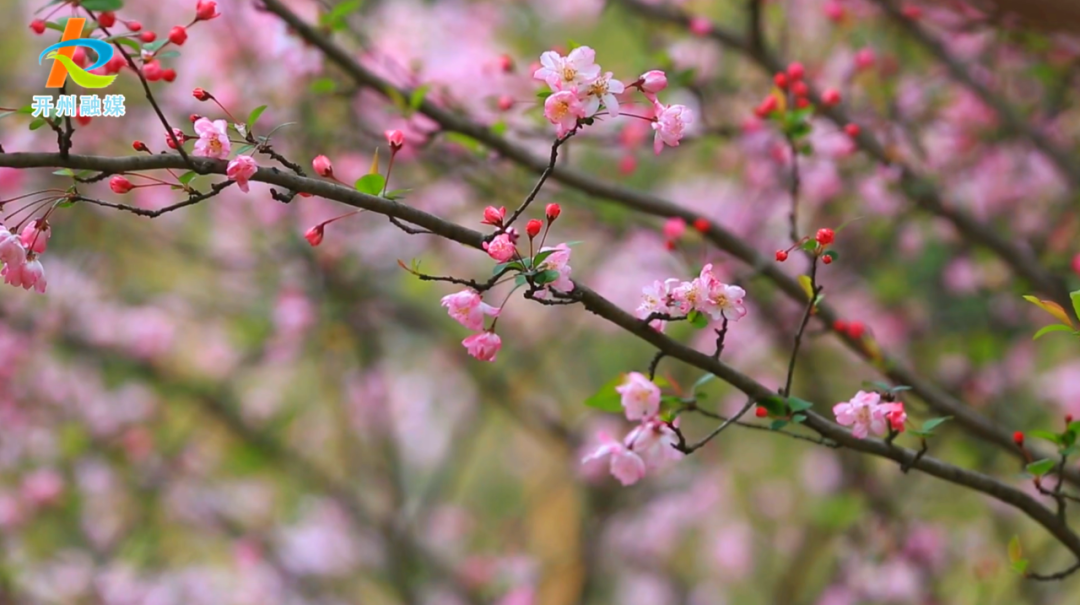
822,255,833,265
482,206,506,227
901,5,922,20
385,129,404,150
1067,414,1074,425
132,140,148,152
98,11,116,28
545,203,561,222
109,175,134,194
139,31,157,43
192,87,211,101
773,72,788,89
196,0,221,22
162,68,176,83
526,219,543,239
1013,431,1024,447
787,62,805,81
75,112,91,126
30,19,46,35
816,228,835,245
304,224,324,247
775,250,788,262
189,114,200,123
126,20,142,32
792,81,809,97
693,217,710,233
312,155,334,178
844,123,861,138
498,54,514,72
169,26,188,46
795,97,811,109
143,61,164,81
846,321,865,340
664,240,676,251
755,407,769,418
832,320,848,332
821,88,842,106
497,95,514,112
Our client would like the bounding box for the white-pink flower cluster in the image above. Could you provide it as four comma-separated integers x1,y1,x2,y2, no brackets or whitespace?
441,289,502,362
635,263,747,331
832,391,907,439
0,221,49,294
532,47,692,152
582,372,683,486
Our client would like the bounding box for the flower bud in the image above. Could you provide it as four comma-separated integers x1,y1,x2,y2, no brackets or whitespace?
304,225,324,247
482,206,506,227
139,31,157,43
1013,431,1024,447
821,88,842,106
109,175,134,194
132,140,148,152
169,26,188,46
98,11,116,28
545,203,561,222
693,217,709,233
385,129,405,151
775,250,788,262
312,155,334,178
816,228,835,245
126,20,142,32
30,19,46,35
526,219,543,239
192,87,211,101
196,0,221,21
640,70,667,94
787,62,805,81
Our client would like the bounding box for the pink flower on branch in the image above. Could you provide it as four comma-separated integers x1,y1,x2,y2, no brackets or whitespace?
533,46,601,90
441,289,500,331
192,118,230,159
652,103,693,154
483,233,517,262
582,72,625,117
582,432,647,486
615,372,661,421
226,155,258,193
544,90,586,138
833,391,887,439
462,331,502,362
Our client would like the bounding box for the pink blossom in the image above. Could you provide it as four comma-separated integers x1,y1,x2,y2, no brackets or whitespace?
20,469,63,506
483,233,517,262
695,264,748,321
534,243,573,294
652,103,693,154
0,226,27,267
226,155,258,193
582,72,625,117
640,70,668,97
385,129,405,149
881,401,907,432
832,390,887,439
192,117,231,159
689,17,712,36
625,418,683,469
19,221,49,254
662,217,686,240
544,90,586,138
2,255,45,293
440,289,500,330
615,372,661,421
854,47,876,71
482,206,506,226
533,46,601,90
637,278,681,331
581,432,647,486
462,331,501,362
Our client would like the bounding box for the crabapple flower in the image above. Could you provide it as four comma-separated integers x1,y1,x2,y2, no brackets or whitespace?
640,70,668,96
582,432,647,486
625,418,684,469
833,391,887,439
482,206,506,226
19,221,49,254
195,0,221,21
652,103,693,154
582,72,625,117
533,46,600,90
226,155,258,193
462,331,501,362
2,255,46,293
0,227,26,267
544,90,586,138
615,372,661,421
312,155,334,178
696,264,748,321
385,129,405,150
526,219,543,238
304,225,324,247
663,217,686,240
882,402,907,432
483,233,516,262
545,203,561,221
440,289,501,331
637,278,681,331
192,118,231,159
109,175,134,194
533,243,573,295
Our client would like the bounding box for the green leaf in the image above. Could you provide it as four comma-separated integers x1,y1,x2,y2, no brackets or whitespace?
792,413,807,423
584,376,626,413
355,174,386,196
320,0,362,29
492,261,524,276
491,120,508,136
787,397,814,412
142,39,168,53
1030,430,1065,445
800,240,820,253
106,36,142,53
758,396,786,416
770,419,789,431
81,0,123,10
536,89,553,100
1026,459,1056,476
534,269,560,285
692,373,716,391
444,132,483,154
384,188,411,201
409,84,430,113
1008,535,1023,563
1011,559,1030,575
687,310,709,329
921,416,952,432
52,168,75,177
246,105,268,130
29,118,47,131
178,171,197,185
57,199,74,208
156,50,180,60
1023,295,1075,327
1033,324,1075,340
1068,421,1080,434
532,249,558,267
1071,290,1080,324
310,78,337,94
234,144,256,156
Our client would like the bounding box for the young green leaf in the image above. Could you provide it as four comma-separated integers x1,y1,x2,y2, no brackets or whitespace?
770,419,789,431
1033,324,1075,340
1023,295,1074,327
178,171,197,185
246,105,268,130
687,310,710,329
584,375,626,414
1026,458,1056,476
534,269,560,285
409,84,431,113
787,397,814,412
921,416,952,432
355,174,386,196
81,0,122,10
1029,430,1065,446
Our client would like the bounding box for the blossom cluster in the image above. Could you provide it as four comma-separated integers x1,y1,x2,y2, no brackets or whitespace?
833,390,907,439
636,263,748,331
533,47,693,154
0,220,50,293
582,372,683,485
